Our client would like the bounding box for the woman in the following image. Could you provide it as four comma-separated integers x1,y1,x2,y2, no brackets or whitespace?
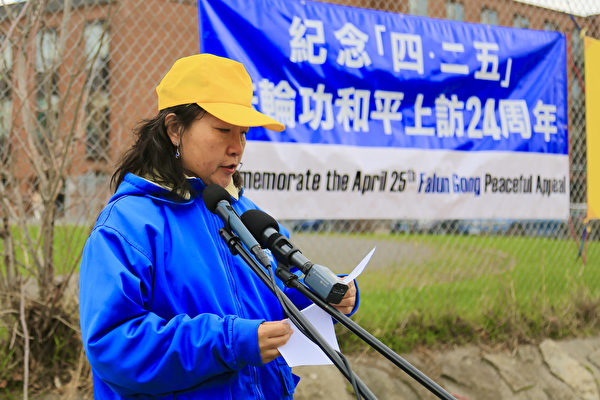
79,54,358,399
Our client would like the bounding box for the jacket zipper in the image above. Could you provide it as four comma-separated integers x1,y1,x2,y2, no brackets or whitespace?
207,210,264,400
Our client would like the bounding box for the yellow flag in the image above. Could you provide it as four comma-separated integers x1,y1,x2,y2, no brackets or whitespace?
585,36,600,221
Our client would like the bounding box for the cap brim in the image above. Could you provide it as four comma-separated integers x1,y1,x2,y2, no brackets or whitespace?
199,102,285,132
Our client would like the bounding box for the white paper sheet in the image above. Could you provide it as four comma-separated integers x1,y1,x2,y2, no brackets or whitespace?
343,247,375,284
278,247,376,367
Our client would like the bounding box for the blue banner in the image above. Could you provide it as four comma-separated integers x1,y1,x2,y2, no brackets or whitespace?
198,0,567,155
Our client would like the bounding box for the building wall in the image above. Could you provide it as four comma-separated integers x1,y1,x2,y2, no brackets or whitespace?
0,0,595,221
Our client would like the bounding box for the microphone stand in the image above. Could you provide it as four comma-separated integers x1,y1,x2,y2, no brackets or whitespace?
275,269,457,400
218,228,377,400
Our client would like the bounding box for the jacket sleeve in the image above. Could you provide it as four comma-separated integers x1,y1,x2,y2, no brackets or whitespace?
79,226,264,396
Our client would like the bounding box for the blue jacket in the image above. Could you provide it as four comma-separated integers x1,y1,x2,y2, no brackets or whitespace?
79,173,327,399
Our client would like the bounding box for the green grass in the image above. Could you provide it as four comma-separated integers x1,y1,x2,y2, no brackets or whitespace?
336,233,600,353
3,225,599,355
0,224,90,278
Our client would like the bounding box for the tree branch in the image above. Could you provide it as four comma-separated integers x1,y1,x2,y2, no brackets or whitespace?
19,282,29,400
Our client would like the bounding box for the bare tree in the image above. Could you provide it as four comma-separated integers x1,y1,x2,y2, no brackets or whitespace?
0,0,116,395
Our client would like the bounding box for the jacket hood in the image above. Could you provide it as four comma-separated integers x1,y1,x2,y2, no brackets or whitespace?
108,173,206,206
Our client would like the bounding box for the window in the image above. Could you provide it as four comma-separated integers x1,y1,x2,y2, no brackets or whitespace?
35,28,59,151
513,14,530,29
0,34,12,156
85,92,110,161
84,21,110,92
66,171,109,221
409,0,428,16
35,96,59,131
544,20,560,31
36,29,57,72
446,0,464,21
0,97,10,138
83,21,110,161
82,171,108,194
36,28,59,96
481,7,498,25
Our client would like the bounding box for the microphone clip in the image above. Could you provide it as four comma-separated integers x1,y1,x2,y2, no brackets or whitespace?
219,227,240,256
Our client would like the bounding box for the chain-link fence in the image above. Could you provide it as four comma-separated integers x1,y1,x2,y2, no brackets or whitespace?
1,0,599,369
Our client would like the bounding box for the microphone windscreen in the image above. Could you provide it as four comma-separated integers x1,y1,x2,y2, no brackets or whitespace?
202,184,230,213
240,209,279,244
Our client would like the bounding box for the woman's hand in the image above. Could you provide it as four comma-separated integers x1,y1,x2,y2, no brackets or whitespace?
257,320,293,364
331,281,357,314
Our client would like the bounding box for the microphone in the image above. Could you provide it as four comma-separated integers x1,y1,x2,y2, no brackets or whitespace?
202,184,271,267
240,209,348,304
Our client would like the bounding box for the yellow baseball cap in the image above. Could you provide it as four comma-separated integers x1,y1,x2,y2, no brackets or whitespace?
156,54,285,132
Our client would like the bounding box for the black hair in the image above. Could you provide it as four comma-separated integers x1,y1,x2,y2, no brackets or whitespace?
111,103,243,199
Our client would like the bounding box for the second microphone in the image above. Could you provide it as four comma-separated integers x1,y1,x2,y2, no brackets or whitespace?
241,209,348,304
